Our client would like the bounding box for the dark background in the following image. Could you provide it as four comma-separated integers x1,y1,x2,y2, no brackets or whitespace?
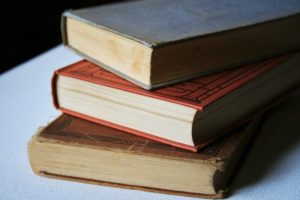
1,0,119,74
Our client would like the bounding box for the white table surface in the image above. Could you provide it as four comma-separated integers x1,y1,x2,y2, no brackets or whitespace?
1,45,300,200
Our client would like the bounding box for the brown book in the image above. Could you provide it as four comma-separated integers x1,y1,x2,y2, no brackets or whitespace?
28,114,262,198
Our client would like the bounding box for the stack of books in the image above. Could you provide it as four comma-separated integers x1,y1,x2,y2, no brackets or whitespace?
28,1,300,198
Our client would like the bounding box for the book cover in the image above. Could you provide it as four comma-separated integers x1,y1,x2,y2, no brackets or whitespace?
52,53,300,151
28,114,263,198
52,55,290,111
61,0,300,89
62,0,300,47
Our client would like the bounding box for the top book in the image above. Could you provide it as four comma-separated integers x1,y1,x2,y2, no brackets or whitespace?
62,0,300,89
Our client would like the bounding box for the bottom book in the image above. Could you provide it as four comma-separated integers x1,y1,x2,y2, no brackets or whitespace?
28,114,262,198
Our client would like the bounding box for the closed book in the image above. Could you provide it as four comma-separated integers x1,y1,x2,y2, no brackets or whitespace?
52,53,300,151
62,0,300,89
28,114,262,198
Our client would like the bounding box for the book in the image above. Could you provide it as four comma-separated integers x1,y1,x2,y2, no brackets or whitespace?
52,53,300,152
28,114,262,198
61,0,300,89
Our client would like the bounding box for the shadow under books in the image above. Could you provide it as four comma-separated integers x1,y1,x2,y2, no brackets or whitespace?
230,88,300,193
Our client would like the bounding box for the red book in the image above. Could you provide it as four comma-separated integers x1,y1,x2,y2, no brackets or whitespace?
52,53,300,151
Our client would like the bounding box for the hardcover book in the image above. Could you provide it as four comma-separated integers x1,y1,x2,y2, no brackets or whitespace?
62,0,300,89
52,53,300,151
28,114,262,198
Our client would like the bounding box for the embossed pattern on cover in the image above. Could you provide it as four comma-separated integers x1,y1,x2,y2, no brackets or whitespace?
54,54,290,110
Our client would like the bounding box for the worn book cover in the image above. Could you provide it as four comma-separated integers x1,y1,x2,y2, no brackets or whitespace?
28,114,263,198
62,0,300,89
52,53,300,151
52,54,290,111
